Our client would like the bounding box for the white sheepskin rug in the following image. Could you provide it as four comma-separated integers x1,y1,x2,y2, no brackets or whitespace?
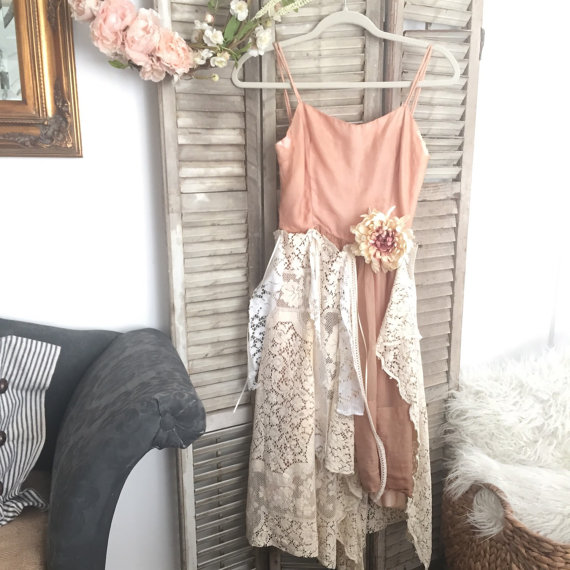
445,346,570,543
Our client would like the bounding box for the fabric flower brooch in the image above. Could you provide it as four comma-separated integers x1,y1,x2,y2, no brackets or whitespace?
350,207,414,273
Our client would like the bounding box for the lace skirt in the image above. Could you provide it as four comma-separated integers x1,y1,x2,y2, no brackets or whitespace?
246,229,432,569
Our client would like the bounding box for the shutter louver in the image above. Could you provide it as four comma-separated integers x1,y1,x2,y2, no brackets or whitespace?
193,423,256,570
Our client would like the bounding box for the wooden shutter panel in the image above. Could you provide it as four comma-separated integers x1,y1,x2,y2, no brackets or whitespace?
371,1,483,568
193,423,257,570
157,0,261,567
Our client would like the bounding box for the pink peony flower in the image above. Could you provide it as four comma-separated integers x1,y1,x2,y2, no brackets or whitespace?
156,29,194,77
139,60,166,82
124,9,162,67
372,226,397,254
68,0,101,22
90,0,137,58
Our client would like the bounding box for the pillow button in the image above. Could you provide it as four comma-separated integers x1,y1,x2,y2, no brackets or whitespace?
0,431,5,446
0,378,8,393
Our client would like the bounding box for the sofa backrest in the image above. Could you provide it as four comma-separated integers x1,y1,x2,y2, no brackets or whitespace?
0,318,119,470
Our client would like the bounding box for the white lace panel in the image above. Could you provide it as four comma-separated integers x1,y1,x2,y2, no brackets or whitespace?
247,230,365,416
247,302,364,568
246,230,368,568
246,232,431,570
247,232,285,389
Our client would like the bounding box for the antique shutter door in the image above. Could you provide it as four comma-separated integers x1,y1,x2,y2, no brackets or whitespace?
368,0,483,568
157,0,482,568
157,0,259,567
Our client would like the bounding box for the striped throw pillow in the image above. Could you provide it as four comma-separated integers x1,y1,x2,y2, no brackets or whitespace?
0,335,60,525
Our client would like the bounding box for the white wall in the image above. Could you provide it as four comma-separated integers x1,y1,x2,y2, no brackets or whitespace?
0,10,179,570
460,1,570,367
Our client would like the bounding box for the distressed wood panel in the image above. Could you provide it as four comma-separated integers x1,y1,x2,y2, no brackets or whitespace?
417,295,452,313
159,0,264,566
403,2,471,27
420,333,450,352
192,423,257,570
375,2,482,569
417,282,452,300
417,181,460,201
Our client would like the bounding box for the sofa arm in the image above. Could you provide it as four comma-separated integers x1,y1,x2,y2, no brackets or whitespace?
47,329,205,570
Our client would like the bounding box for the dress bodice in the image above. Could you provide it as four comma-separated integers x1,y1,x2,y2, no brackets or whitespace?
276,99,429,249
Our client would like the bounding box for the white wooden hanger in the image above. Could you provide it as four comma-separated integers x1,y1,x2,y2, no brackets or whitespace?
231,3,461,90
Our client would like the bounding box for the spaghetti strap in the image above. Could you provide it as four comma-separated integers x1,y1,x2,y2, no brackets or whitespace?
404,45,433,115
274,42,302,122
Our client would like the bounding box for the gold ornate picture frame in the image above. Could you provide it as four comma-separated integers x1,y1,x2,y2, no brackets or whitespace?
0,0,81,157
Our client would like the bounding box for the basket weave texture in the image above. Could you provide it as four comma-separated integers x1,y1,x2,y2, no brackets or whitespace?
442,483,570,570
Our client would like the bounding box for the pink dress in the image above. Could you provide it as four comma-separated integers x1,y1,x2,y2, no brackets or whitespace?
246,43,433,569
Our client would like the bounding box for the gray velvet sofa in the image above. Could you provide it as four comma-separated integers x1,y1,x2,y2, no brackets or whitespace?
0,318,206,570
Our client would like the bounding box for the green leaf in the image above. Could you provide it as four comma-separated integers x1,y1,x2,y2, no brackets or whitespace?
223,15,240,43
235,19,257,42
108,59,129,69
238,44,252,55
207,0,218,12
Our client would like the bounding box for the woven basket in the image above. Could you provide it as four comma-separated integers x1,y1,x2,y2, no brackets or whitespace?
442,483,570,570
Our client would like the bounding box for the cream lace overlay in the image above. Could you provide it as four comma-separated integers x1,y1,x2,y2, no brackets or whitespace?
246,230,431,569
